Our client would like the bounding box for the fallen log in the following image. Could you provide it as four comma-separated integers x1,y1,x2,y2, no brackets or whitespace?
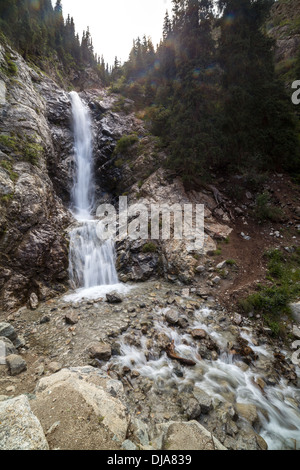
165,340,196,367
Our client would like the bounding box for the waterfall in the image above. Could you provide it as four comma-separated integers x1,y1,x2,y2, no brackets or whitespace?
67,91,120,299
70,91,94,219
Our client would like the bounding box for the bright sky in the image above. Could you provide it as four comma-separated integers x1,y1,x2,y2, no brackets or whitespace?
53,0,173,66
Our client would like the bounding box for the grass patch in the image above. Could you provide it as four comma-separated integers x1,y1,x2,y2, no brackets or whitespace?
0,133,43,165
211,248,222,256
226,259,237,266
142,242,157,253
114,134,139,156
0,134,18,151
0,160,18,181
239,248,300,336
1,193,14,204
253,192,284,223
3,52,18,77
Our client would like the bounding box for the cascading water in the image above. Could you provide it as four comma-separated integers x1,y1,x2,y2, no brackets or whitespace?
107,305,300,450
67,91,120,300
70,91,94,219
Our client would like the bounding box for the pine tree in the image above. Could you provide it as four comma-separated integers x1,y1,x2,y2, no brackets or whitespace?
218,0,299,170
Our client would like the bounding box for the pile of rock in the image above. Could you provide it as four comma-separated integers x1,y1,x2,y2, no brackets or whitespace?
0,322,26,376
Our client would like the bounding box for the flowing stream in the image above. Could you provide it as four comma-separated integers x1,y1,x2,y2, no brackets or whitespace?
107,305,300,450
66,91,122,301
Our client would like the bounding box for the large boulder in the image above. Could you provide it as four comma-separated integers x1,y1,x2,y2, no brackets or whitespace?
33,367,130,444
290,302,300,324
154,421,227,451
0,395,49,450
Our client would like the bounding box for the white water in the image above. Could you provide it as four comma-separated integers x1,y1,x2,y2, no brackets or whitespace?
110,306,300,450
66,92,125,299
70,91,94,219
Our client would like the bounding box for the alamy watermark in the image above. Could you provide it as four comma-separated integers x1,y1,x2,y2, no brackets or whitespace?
292,341,300,366
291,80,300,105
95,197,204,251
0,340,5,365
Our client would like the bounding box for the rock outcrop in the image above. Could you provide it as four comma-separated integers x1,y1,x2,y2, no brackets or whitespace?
268,0,300,84
33,366,130,444
0,395,49,450
0,41,73,311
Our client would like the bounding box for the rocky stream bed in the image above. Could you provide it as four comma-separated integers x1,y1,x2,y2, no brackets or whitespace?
0,280,299,450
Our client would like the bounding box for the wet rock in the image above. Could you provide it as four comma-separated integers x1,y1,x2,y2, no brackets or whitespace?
156,332,171,350
177,316,189,329
64,311,79,325
224,427,267,451
87,343,112,361
48,362,62,374
40,315,50,324
158,421,227,450
235,403,259,426
292,325,300,339
181,397,201,420
191,329,207,340
121,440,138,450
0,337,17,356
193,389,213,414
128,417,150,447
0,323,17,342
6,354,27,376
0,395,49,450
255,377,266,391
29,293,39,310
233,313,243,326
106,293,123,304
0,45,72,311
164,308,179,325
195,265,206,274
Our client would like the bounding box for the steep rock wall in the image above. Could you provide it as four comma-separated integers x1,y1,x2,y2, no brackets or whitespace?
0,42,73,310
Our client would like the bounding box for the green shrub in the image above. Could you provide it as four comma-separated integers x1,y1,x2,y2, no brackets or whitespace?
0,134,43,165
142,242,157,253
211,248,222,256
254,192,284,222
114,134,139,155
226,259,237,266
1,193,13,204
114,158,124,168
0,160,18,181
240,248,300,336
0,134,18,151
4,52,17,76
23,142,43,165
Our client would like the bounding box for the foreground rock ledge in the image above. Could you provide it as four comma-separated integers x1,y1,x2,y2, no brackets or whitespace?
156,421,227,451
0,395,49,450
34,366,130,443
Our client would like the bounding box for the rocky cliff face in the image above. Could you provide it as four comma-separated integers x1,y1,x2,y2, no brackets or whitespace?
268,0,300,84
0,42,73,311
